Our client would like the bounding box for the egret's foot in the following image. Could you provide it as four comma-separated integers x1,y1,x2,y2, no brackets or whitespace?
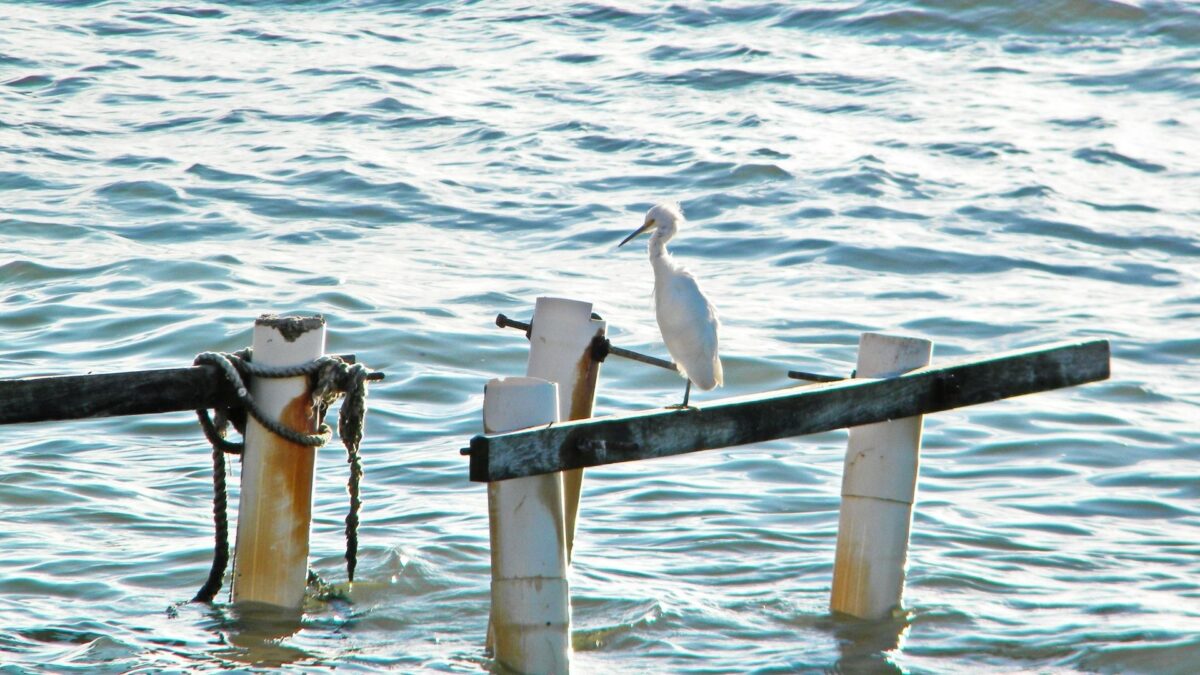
665,402,698,410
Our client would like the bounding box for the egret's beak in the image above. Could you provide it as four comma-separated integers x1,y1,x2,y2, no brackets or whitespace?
618,219,655,248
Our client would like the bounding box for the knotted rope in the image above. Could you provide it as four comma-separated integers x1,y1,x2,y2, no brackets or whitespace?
192,349,372,604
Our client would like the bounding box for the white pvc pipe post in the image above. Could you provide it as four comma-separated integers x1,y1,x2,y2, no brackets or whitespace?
525,297,606,562
830,332,933,620
233,315,326,609
485,377,570,675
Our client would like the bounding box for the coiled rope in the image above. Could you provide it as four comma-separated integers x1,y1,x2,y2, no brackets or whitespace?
191,348,372,604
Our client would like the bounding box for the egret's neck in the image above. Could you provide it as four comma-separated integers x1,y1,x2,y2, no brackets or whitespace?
648,229,672,261
648,232,678,279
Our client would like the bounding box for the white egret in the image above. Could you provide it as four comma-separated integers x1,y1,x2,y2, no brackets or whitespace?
618,202,723,407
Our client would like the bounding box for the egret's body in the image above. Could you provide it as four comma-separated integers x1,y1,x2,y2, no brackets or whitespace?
619,203,722,406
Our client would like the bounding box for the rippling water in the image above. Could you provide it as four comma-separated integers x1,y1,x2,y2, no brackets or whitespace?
3,1,1199,672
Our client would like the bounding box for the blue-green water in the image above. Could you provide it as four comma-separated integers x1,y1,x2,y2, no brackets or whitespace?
2,1,1199,672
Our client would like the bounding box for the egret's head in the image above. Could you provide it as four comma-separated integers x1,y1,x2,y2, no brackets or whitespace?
619,202,684,248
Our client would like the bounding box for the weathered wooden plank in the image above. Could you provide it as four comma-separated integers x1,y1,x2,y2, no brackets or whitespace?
0,366,237,425
467,339,1110,482
0,354,373,425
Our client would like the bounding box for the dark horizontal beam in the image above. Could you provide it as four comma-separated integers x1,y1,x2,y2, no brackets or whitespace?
467,339,1110,482
0,355,381,426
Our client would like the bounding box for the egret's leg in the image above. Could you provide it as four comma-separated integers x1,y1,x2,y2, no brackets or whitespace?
681,380,692,408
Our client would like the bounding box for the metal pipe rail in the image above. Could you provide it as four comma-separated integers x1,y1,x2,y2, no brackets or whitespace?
496,313,678,372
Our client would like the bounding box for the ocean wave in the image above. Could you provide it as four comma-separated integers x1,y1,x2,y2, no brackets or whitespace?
775,0,1199,43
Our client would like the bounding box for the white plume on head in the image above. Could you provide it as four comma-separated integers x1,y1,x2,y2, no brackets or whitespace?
646,202,684,227
644,202,684,243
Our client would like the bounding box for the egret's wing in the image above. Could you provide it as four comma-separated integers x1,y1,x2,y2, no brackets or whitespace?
655,267,722,390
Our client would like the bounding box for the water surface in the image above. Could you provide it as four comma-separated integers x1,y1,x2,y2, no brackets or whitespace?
2,1,1198,672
